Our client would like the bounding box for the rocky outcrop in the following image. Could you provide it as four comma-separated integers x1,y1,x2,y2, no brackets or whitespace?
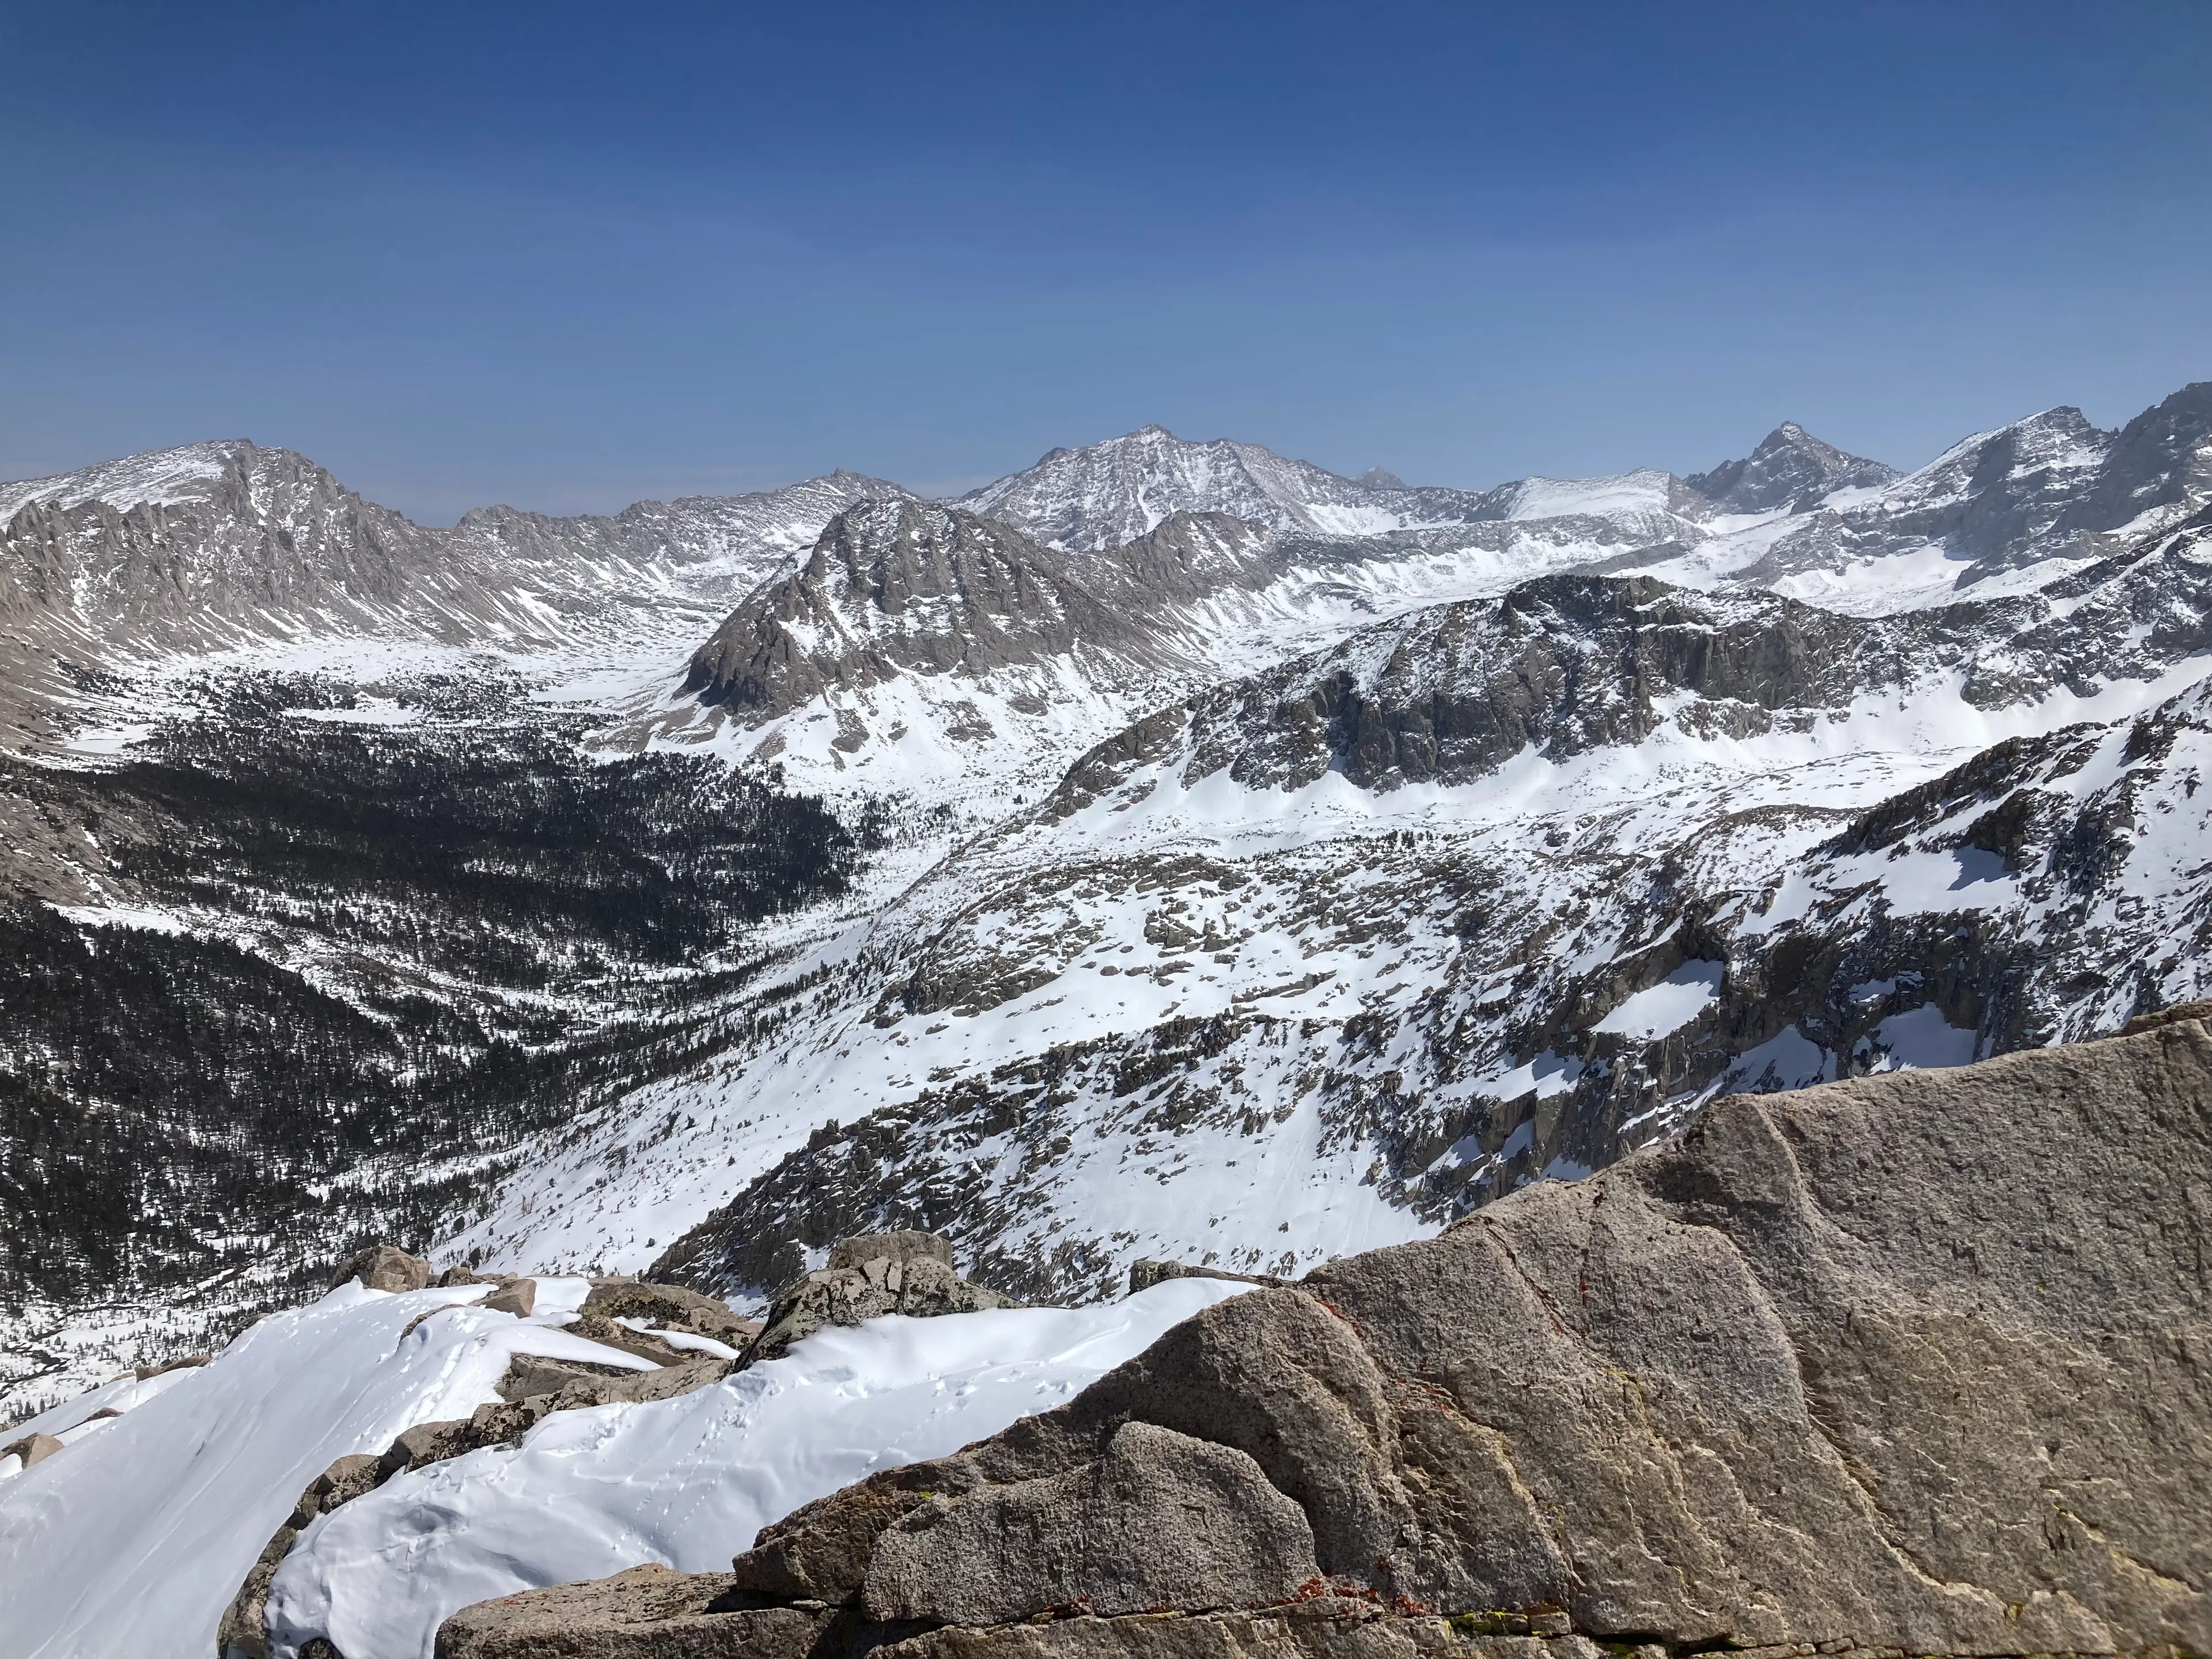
480,1277,536,1316
0,1431,63,1469
451,1020,2211,1658
581,1278,760,1347
435,1565,836,1659
329,1244,431,1293
735,1232,1022,1365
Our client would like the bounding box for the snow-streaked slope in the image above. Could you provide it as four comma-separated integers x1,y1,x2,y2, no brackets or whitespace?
0,440,240,520
1703,384,2212,611
266,1278,1252,1659
0,1278,654,1659
447,510,2212,1308
0,443,914,752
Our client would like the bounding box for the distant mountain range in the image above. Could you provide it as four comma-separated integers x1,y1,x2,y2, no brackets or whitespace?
5,380,2212,1414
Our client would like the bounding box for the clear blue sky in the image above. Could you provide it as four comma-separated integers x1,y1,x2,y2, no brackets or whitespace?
3,1,2208,521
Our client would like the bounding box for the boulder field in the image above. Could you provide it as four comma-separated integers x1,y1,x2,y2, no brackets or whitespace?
437,1015,2212,1659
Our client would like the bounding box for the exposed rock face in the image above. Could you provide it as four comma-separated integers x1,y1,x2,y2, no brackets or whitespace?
329,1243,431,1294
662,1021,2210,1658
864,1421,1323,1624
710,1230,1023,1365
680,500,1274,716
581,1279,759,1347
435,1565,835,1659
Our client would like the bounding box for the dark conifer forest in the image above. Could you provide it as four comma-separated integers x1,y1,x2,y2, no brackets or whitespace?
0,673,865,1332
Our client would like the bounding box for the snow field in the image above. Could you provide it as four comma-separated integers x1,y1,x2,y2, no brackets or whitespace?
0,1279,654,1659
266,1277,1253,1659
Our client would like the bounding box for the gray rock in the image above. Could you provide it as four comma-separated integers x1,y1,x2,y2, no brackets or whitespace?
493,1353,645,1403
0,1431,63,1468
134,1352,210,1380
480,1278,536,1317
863,1421,1321,1623
582,1279,757,1346
566,1313,696,1366
329,1244,431,1294
830,1230,953,1274
720,1022,2212,1654
868,1609,1601,1659
735,1232,1022,1366
434,1564,832,1659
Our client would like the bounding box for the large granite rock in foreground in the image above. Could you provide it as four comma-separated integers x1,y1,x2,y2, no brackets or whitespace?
442,1022,2212,1659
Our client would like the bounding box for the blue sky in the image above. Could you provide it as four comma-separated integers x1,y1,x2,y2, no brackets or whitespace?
3,1,2208,520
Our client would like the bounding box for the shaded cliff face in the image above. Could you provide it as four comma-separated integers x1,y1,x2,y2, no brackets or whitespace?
450,1020,2212,1659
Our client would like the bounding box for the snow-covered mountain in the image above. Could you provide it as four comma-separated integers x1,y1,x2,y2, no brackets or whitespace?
1713,382,2212,609
10,382,2212,1411
0,440,910,748
1682,420,1899,512
447,502,2212,1308
952,418,1900,558
953,423,1504,549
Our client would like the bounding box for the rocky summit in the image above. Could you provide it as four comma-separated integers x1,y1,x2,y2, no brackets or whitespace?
433,1017,2210,1659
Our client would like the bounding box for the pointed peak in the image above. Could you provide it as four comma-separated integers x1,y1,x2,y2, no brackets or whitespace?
1688,423,1898,514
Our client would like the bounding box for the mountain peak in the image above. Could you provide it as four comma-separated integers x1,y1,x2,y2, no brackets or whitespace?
957,427,1495,550
1687,423,1897,515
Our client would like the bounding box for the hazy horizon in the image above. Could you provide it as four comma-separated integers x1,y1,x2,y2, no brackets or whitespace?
4,1,2208,524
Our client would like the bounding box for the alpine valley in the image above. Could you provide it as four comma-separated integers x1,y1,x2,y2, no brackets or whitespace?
6,384,2212,1419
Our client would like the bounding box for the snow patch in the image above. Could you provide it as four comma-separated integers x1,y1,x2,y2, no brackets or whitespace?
268,1279,1253,1659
